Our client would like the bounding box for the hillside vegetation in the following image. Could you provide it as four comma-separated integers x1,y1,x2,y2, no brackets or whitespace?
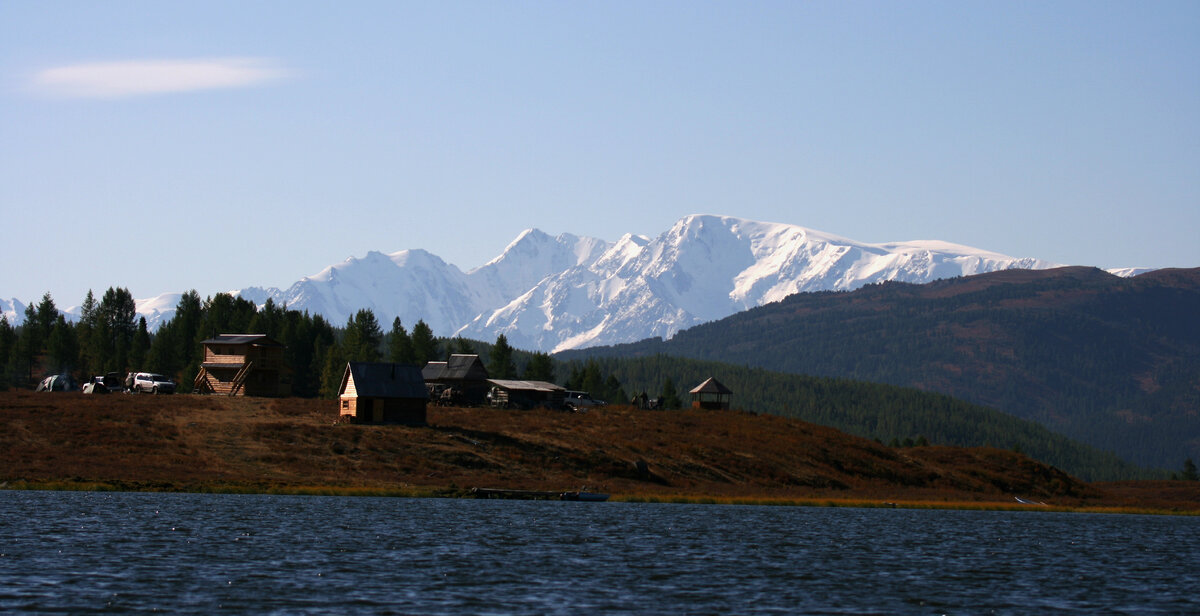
561,267,1200,470
6,390,1198,512
559,355,1147,482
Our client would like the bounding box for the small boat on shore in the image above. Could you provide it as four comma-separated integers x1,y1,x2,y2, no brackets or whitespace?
470,487,610,502
559,490,609,502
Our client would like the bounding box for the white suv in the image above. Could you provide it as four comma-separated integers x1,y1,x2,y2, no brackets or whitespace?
132,373,176,394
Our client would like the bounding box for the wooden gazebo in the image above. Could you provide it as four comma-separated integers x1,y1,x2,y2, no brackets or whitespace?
689,377,733,410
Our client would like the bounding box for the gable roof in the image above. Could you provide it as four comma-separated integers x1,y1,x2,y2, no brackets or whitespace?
422,361,447,380
201,333,284,347
437,354,489,381
341,362,429,399
689,377,733,395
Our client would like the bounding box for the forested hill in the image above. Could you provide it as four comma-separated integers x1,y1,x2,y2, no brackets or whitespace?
557,267,1200,470
558,355,1145,481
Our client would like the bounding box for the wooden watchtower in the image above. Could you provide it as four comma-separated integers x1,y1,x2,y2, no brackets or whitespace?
194,334,291,397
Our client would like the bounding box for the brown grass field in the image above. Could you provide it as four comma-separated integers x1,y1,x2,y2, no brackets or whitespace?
2,390,1197,513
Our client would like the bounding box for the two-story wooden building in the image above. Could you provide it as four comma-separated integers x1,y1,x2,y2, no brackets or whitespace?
194,334,291,397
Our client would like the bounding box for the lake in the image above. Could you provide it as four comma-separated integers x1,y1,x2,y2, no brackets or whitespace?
1,491,1197,614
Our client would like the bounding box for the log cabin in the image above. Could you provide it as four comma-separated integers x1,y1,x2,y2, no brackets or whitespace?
193,334,291,397
339,362,428,425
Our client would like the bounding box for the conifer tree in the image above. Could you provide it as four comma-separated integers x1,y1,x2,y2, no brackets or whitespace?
410,320,438,366
387,317,415,364
1183,459,1199,481
46,315,78,374
35,293,57,344
342,309,383,362
129,317,150,370
488,334,516,379
0,315,13,388
450,337,475,356
523,351,555,382
659,378,682,410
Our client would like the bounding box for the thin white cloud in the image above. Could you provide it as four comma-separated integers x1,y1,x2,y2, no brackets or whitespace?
31,57,290,99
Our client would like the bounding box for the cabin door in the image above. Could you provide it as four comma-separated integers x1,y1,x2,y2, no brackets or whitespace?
372,399,384,422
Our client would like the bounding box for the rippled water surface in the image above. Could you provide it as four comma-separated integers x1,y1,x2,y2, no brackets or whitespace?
1,491,1198,614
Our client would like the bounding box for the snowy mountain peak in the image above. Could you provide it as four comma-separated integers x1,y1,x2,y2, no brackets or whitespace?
5,214,1150,350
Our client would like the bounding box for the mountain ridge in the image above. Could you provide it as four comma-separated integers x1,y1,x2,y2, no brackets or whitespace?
556,265,1200,469
4,214,1140,351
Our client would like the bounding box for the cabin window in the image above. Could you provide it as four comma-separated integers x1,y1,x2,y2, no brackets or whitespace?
341,400,350,410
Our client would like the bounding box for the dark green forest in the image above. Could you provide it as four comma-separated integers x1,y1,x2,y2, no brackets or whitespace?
558,267,1200,470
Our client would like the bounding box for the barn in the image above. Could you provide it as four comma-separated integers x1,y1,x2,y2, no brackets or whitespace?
338,362,428,425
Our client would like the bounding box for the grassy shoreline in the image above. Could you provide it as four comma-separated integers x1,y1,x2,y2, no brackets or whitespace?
3,391,1198,515
4,479,1197,517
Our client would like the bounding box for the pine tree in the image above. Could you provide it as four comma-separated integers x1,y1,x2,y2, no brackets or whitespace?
0,315,13,389
129,317,150,370
46,315,78,374
523,352,555,382
35,293,57,344
99,287,137,372
387,318,415,364
659,378,682,410
76,290,99,376
1183,459,1199,481
488,334,516,379
410,320,438,366
343,309,383,362
451,337,475,356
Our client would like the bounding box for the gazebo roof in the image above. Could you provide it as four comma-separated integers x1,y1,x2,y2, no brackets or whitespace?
689,377,733,395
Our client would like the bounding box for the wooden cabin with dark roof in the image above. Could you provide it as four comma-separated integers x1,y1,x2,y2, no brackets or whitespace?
689,377,733,410
423,354,490,406
194,334,291,397
339,362,428,425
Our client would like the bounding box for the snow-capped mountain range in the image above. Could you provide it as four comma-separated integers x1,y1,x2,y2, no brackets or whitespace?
6,214,1129,352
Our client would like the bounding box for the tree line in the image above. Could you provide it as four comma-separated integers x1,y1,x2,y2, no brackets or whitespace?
1,289,645,403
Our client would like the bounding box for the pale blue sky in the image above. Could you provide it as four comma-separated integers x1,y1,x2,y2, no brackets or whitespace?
2,1,1197,306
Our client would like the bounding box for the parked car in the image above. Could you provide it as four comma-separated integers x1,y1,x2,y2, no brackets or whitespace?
101,372,125,393
564,390,606,411
132,372,176,394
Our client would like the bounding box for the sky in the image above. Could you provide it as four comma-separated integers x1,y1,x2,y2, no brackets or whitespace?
2,1,1198,307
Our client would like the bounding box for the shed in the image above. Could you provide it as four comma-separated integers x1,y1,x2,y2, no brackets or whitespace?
689,377,733,410
194,333,291,397
339,362,428,425
423,354,490,406
486,379,566,410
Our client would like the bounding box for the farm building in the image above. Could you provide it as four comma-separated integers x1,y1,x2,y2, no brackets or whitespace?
689,377,733,410
194,334,291,397
338,362,428,425
423,354,490,406
486,379,566,410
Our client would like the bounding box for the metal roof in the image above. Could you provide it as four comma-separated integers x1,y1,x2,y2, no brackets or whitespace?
200,333,284,346
342,362,429,399
487,379,565,393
